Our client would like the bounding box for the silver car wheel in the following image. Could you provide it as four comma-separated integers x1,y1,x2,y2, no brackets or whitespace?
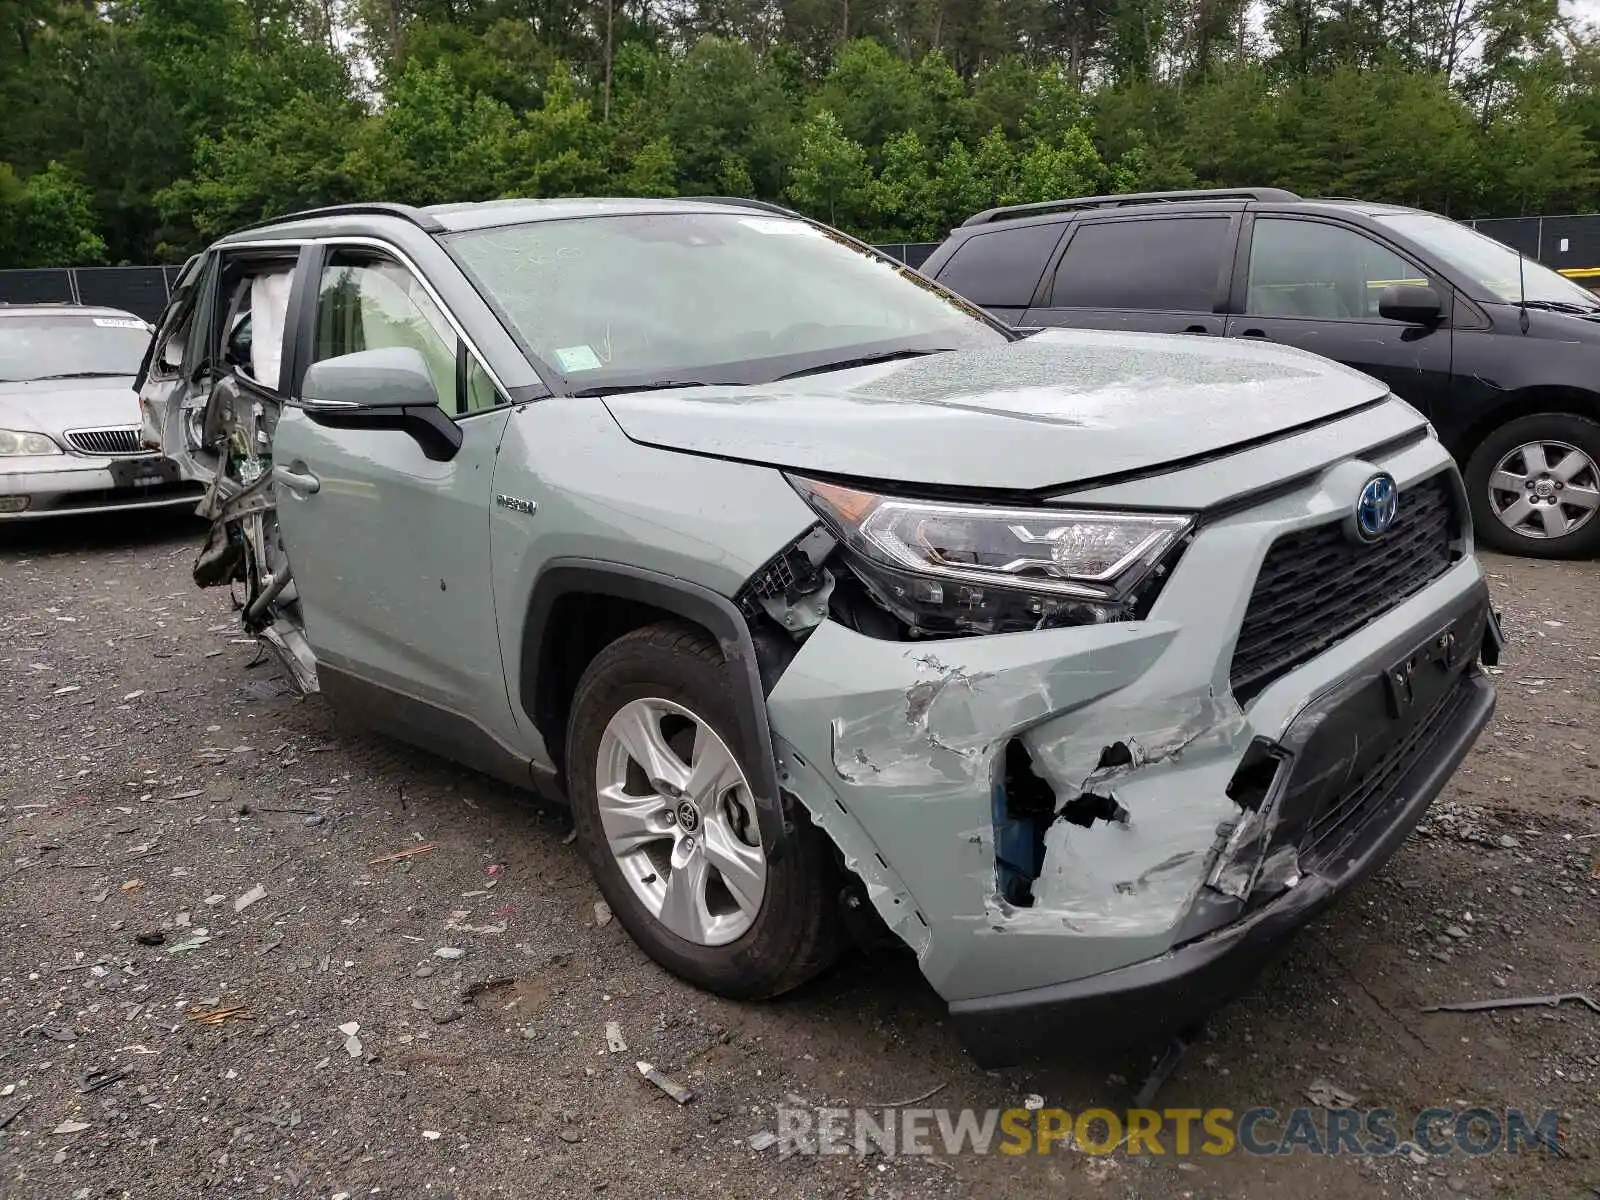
595,697,767,947
1486,439,1600,540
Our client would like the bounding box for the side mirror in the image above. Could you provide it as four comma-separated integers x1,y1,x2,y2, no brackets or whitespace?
1378,283,1444,326
298,347,462,462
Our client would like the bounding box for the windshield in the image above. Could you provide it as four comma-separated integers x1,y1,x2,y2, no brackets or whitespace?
447,212,1007,391
1375,212,1600,309
0,314,152,383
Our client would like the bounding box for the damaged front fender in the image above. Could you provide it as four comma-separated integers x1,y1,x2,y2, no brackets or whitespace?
765,618,1255,1001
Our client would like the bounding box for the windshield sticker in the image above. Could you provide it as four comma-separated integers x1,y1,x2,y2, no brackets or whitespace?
93,318,149,330
553,344,603,373
738,217,821,237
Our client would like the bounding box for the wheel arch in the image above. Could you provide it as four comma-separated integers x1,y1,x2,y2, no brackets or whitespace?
520,559,791,859
1449,385,1600,462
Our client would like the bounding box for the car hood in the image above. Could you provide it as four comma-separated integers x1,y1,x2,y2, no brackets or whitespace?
0,376,141,439
601,329,1389,491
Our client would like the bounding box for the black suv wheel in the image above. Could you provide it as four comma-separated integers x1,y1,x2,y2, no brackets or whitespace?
1464,413,1600,558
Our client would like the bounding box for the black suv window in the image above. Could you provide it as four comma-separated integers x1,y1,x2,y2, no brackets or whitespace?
1048,216,1231,312
1247,218,1438,321
936,223,1063,308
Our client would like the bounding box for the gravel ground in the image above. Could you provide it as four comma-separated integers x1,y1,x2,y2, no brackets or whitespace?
1,510,1596,1200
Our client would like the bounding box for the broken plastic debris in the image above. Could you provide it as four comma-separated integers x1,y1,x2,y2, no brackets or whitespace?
748,1131,778,1151
434,947,466,960
636,1061,694,1104
1421,992,1600,1016
422,1130,441,1140
593,901,613,928
1023,1093,1045,1111
187,1005,252,1026
1305,1079,1358,1108
166,931,212,954
233,884,267,913
337,1022,360,1037
343,1033,363,1058
444,916,507,936
605,1021,627,1053
369,844,435,865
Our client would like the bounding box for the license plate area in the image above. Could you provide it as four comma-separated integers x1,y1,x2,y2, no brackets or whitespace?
1248,599,1489,873
109,457,180,490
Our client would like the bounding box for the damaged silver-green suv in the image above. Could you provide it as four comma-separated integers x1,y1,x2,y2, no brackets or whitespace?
138,197,1500,1065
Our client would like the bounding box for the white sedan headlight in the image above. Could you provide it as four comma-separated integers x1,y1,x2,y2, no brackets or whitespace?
0,429,62,457
789,475,1192,634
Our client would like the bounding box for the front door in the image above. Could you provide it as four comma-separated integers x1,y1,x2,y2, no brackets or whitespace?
1225,216,1455,414
271,245,517,741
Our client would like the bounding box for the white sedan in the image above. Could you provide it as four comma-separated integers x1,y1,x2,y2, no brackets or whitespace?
0,304,205,520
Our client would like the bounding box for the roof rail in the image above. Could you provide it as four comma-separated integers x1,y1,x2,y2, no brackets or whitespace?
229,203,447,236
961,188,1302,227
691,196,806,219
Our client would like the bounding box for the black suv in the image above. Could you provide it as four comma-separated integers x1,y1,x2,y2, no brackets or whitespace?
920,187,1600,559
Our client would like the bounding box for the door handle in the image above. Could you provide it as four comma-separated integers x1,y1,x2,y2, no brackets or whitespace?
274,465,320,495
1239,328,1269,339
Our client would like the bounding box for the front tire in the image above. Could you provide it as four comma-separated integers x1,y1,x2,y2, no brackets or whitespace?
566,621,839,999
1464,412,1600,558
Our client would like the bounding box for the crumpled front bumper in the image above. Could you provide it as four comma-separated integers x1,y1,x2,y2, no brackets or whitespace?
764,440,1496,1063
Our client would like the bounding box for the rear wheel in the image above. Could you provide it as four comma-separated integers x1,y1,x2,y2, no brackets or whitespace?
1464,412,1600,558
566,622,839,999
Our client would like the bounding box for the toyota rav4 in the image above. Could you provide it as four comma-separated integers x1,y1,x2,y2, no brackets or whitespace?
137,197,1500,1065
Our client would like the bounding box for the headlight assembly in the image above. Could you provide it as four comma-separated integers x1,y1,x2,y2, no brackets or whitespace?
0,429,62,457
789,475,1192,635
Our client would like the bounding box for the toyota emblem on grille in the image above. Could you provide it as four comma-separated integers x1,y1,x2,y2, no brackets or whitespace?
1352,473,1399,542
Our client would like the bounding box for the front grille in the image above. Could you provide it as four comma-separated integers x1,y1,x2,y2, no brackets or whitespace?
1230,472,1459,703
1298,673,1476,871
65,426,148,457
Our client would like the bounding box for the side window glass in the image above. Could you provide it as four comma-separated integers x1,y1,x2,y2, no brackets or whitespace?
1049,217,1231,311
935,223,1063,308
1247,219,1437,321
312,251,458,410
463,355,503,414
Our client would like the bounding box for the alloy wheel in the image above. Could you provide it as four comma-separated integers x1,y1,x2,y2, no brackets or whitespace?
1486,439,1600,541
594,697,767,947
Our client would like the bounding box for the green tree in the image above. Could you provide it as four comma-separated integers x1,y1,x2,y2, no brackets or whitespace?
786,109,873,226
0,162,107,267
665,36,794,196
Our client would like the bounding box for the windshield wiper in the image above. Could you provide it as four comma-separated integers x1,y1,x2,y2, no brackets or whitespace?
28,371,131,380
567,380,718,397
776,348,952,381
1519,300,1600,315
